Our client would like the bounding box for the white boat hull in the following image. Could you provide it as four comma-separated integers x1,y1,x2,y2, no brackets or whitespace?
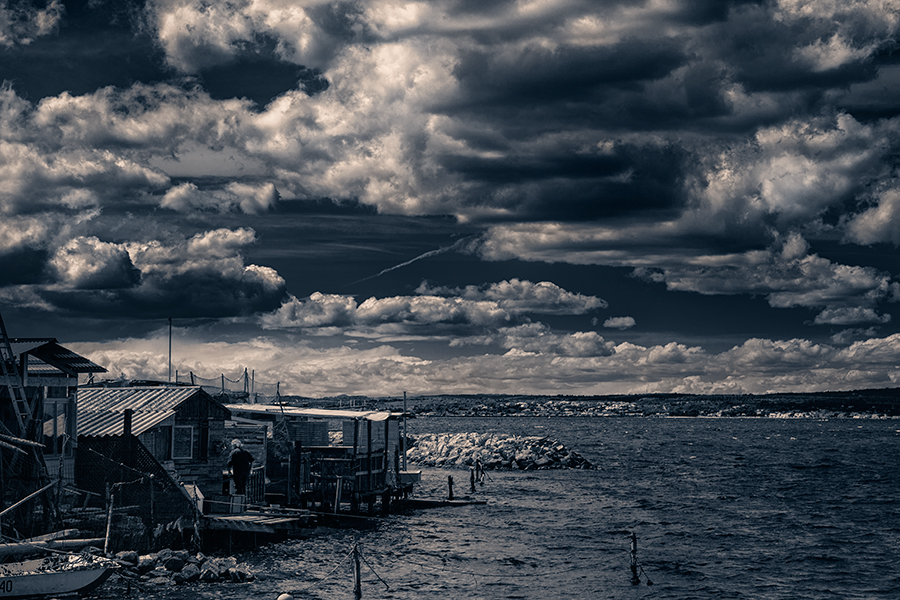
0,558,114,599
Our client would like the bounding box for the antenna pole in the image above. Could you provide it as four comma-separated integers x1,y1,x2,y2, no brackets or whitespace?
168,317,172,383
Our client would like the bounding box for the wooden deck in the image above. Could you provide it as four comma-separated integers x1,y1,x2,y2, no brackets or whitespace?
201,508,312,534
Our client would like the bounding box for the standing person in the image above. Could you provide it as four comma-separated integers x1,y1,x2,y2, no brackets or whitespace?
227,439,254,495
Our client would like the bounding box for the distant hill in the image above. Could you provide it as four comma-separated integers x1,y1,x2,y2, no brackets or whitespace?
279,387,900,418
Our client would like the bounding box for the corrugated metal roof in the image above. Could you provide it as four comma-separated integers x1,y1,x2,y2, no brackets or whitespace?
8,339,106,374
226,403,396,421
78,386,204,412
78,408,176,437
9,339,53,357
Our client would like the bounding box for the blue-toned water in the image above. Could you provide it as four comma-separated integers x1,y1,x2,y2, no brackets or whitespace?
94,417,900,599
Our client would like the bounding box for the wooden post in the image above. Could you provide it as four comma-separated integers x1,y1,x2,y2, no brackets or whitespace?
104,486,114,555
470,468,476,493
447,475,454,501
630,532,640,585
149,475,155,537
353,543,362,599
334,476,342,514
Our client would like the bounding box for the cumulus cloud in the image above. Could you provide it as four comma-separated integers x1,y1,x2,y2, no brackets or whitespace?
146,0,350,72
689,113,896,234
603,316,635,330
814,307,891,326
261,292,359,329
463,323,615,358
844,188,900,245
261,278,606,336
160,181,279,213
634,235,899,324
417,278,606,314
49,236,141,289
28,228,286,319
261,290,512,331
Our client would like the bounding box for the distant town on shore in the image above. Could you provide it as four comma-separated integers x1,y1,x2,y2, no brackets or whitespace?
281,387,900,419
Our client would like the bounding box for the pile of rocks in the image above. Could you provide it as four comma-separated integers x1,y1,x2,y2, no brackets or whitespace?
114,548,255,585
407,433,593,470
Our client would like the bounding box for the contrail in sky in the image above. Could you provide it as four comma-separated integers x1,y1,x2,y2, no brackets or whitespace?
347,237,476,286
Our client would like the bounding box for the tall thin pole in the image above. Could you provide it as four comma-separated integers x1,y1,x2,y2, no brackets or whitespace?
402,391,408,471
168,317,172,383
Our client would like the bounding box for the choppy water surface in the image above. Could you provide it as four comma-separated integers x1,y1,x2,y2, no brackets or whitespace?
95,417,899,599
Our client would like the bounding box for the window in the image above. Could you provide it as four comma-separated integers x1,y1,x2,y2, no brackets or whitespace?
172,426,194,459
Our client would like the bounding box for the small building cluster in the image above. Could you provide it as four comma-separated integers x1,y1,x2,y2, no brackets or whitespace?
0,327,419,554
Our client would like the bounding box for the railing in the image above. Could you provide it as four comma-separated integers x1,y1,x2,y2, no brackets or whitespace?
247,466,265,504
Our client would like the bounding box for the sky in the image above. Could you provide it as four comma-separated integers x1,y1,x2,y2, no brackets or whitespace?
3,0,900,398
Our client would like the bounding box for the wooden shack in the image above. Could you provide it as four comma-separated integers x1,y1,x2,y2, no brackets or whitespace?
226,404,417,514
76,386,234,502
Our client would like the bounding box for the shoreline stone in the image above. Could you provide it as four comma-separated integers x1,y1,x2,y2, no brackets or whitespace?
114,550,255,585
407,433,593,470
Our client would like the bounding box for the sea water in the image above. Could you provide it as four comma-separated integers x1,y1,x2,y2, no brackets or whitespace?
93,417,900,599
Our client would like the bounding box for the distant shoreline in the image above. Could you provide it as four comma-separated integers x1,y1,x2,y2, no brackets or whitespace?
282,387,900,419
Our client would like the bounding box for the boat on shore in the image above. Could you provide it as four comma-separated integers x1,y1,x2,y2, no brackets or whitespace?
0,555,116,599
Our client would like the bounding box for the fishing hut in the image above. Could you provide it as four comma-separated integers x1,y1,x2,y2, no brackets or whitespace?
225,404,419,515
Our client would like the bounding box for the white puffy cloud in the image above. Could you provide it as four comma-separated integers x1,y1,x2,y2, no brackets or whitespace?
146,0,346,72
260,278,605,335
160,181,279,213
815,308,891,326
689,113,895,233
603,316,635,330
0,214,53,253
844,188,900,245
49,237,140,289
417,278,606,314
261,292,359,329
261,291,512,331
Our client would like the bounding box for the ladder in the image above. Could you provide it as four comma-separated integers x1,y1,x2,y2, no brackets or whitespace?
0,312,31,435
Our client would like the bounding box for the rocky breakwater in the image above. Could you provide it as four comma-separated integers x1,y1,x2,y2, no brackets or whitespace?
407,433,593,470
113,547,255,586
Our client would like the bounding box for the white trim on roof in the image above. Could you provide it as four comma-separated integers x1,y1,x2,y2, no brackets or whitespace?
226,403,395,421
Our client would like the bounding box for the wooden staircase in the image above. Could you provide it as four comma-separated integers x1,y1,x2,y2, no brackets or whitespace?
0,313,32,435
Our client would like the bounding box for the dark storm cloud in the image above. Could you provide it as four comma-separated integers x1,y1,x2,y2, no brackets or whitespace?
441,143,689,221
709,9,880,94
450,38,688,108
0,225,288,320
